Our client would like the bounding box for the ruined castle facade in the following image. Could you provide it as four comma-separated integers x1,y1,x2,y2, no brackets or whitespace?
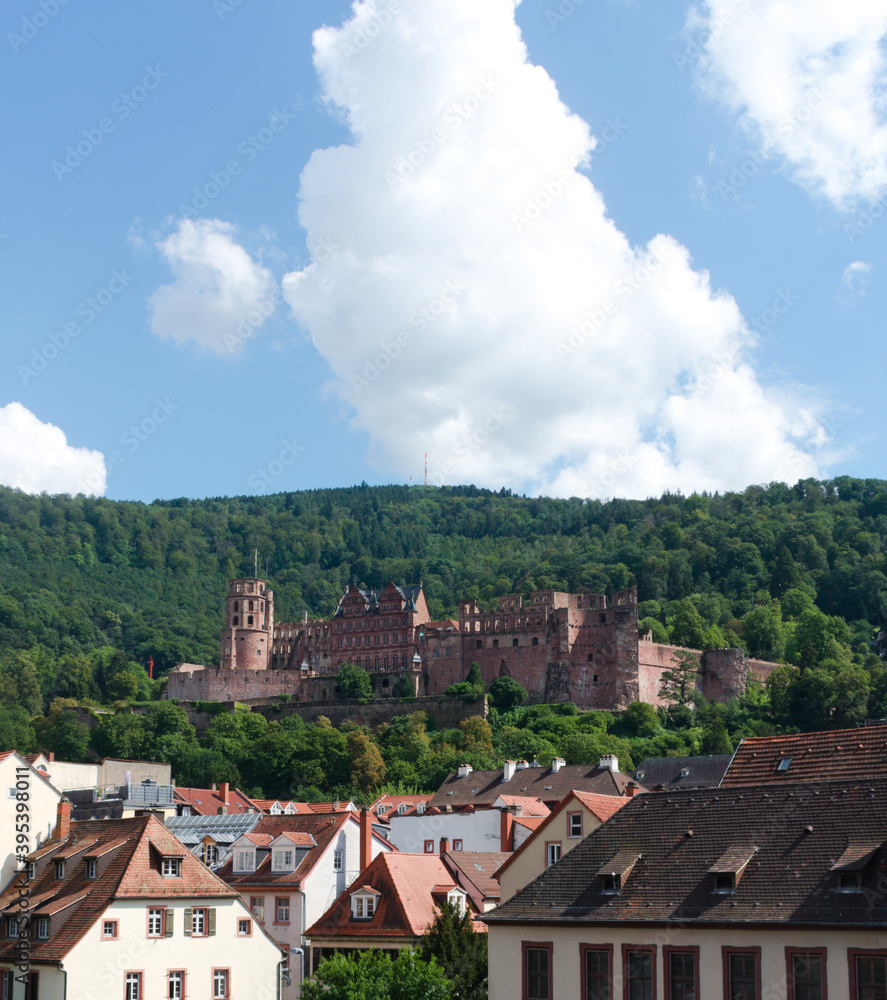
165,579,779,710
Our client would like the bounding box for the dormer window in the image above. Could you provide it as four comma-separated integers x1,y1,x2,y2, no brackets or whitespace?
838,871,863,892
601,873,621,894
273,849,295,871
713,873,736,894
85,860,97,879
234,851,256,873
446,890,466,917
161,857,182,878
55,861,65,880
35,916,49,940
27,863,35,881
351,891,378,919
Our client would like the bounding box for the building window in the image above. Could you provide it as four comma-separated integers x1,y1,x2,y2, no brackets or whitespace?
55,861,65,879
35,917,49,940
237,918,252,936
203,843,218,865
546,842,562,867
352,894,376,919
723,948,761,1000
665,947,699,1000
232,616,239,626
186,907,213,937
85,860,97,879
6,919,18,939
581,945,613,1000
167,972,185,999
125,972,143,1000
513,638,519,646
250,897,264,921
273,849,294,871
247,615,254,625
532,637,539,646
786,949,826,1000
333,849,343,872
713,873,736,894
623,947,655,1000
147,908,165,938
476,639,482,649
234,850,255,873
275,897,290,923
838,871,863,892
212,969,230,999
849,950,887,1000
27,863,35,881
523,943,552,1000
161,857,181,877
568,813,583,838
424,840,434,853
601,873,621,894
493,639,499,649
1,971,11,1000
102,920,118,940
453,839,463,851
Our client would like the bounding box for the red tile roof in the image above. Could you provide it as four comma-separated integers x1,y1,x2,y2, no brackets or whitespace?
174,785,259,815
443,852,509,905
720,725,887,787
306,852,483,941
487,777,887,929
496,789,632,885
216,812,388,889
308,801,356,814
252,800,315,814
0,814,237,962
493,795,550,816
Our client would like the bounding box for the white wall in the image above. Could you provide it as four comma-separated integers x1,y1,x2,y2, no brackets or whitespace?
388,809,503,853
0,755,61,891
39,761,98,791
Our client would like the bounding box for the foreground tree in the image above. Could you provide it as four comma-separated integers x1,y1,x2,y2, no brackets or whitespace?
419,900,488,1000
337,661,373,700
301,947,452,1000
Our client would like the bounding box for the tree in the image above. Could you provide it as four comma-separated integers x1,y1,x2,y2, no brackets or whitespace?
459,716,494,753
347,729,387,796
300,948,452,1000
445,663,485,703
488,676,526,711
419,901,487,1000
700,716,733,755
668,599,707,649
337,661,373,700
658,650,702,707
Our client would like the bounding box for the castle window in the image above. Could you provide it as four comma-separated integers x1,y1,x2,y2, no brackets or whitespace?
433,648,440,658
599,613,606,624
593,675,598,682
512,638,519,647
532,637,539,646
233,616,239,626
446,646,453,657
248,616,254,625
588,653,594,662
493,639,499,649
234,601,239,611
476,639,482,649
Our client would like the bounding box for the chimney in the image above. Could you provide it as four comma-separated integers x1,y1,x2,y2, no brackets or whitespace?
625,782,639,798
500,806,514,851
599,755,619,772
217,806,228,815
219,782,230,805
457,764,473,778
440,837,450,856
551,757,565,773
54,797,72,842
47,752,54,763
359,808,372,872
503,760,517,782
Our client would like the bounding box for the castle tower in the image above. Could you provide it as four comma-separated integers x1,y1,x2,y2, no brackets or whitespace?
220,578,274,671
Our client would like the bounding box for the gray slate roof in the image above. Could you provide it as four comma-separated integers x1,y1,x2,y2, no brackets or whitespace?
166,812,261,865
631,754,732,790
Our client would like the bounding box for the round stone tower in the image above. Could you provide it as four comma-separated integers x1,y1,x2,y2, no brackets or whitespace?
220,578,274,671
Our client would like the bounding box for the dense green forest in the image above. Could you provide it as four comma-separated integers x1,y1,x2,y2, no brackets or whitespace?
1,476,887,796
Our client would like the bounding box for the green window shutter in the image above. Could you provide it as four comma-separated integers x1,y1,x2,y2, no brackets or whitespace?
164,910,174,937
183,908,192,937
208,908,216,936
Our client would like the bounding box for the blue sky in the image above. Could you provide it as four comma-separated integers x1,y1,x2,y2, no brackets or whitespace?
2,0,885,503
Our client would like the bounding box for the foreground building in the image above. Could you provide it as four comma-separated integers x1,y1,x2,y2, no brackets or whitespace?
0,802,283,1000
166,578,780,710
0,752,60,891
485,776,887,1000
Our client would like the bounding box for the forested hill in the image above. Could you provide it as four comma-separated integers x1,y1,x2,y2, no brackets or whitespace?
1,477,887,677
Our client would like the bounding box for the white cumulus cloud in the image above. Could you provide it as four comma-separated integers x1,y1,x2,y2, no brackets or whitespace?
687,0,887,209
0,403,107,495
149,218,277,354
839,259,872,302
284,0,825,498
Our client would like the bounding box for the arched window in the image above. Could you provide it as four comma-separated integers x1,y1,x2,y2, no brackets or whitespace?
512,638,519,647
492,639,499,649
532,637,539,646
